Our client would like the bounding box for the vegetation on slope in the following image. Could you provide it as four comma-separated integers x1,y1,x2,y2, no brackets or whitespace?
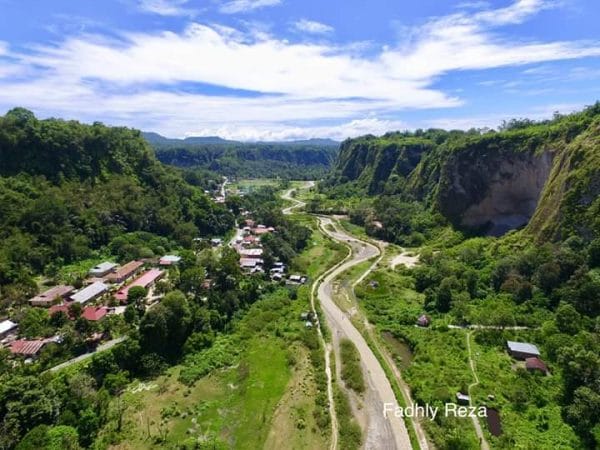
147,133,339,180
320,103,600,241
0,108,234,311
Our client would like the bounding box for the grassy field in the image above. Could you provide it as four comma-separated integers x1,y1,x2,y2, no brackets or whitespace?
103,337,289,449
229,178,279,194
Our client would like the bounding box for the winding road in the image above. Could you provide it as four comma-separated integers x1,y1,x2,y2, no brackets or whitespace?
283,182,415,450
317,217,413,450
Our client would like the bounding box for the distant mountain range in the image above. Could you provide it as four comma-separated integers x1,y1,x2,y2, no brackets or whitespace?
142,131,339,147
143,132,340,180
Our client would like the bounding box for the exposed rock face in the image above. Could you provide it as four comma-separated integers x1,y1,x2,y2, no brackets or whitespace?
441,151,554,235
327,106,600,240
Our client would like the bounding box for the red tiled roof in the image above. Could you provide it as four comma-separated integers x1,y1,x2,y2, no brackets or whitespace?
115,269,164,301
525,357,548,373
49,303,71,317
82,306,108,321
10,339,47,355
253,228,270,235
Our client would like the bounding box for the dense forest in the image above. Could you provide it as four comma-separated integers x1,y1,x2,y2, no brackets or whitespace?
145,132,339,180
0,108,234,310
319,104,600,448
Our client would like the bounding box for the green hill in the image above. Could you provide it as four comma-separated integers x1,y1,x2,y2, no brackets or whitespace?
324,103,600,241
0,108,234,289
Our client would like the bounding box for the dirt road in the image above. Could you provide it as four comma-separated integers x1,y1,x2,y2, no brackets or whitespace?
317,216,413,450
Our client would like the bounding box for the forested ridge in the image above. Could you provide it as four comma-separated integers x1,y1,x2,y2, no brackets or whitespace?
146,132,339,180
0,108,234,302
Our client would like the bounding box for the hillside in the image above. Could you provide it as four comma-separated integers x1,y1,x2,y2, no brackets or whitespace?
144,132,339,180
323,104,600,241
0,108,234,292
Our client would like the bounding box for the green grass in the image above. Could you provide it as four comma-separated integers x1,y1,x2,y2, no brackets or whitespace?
339,339,365,393
354,268,425,327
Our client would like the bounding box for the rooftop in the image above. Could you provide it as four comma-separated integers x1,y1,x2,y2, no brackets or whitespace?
10,339,48,355
159,255,181,265
82,306,109,321
70,281,109,304
525,357,548,373
0,320,18,334
507,341,540,356
29,285,74,305
105,260,144,281
115,269,164,301
89,262,118,274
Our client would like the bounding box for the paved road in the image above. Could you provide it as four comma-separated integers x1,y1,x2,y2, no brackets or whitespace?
48,336,128,372
317,216,413,450
281,181,314,214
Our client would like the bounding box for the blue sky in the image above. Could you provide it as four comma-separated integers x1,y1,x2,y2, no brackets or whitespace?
1,0,600,140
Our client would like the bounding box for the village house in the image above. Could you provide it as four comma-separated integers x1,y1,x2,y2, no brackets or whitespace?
10,336,60,358
506,341,541,360
253,227,271,236
240,248,264,259
115,269,165,303
89,261,118,278
0,319,18,340
70,281,109,304
456,392,470,405
82,306,109,321
105,260,144,284
49,303,72,319
159,255,181,266
29,285,75,307
525,357,549,375
288,274,307,284
210,238,223,247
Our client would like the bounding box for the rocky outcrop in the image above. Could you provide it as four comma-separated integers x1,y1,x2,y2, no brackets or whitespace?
326,104,600,240
439,150,554,236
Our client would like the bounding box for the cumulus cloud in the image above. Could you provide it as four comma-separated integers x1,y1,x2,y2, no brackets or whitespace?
219,0,281,14
293,19,334,34
0,0,598,139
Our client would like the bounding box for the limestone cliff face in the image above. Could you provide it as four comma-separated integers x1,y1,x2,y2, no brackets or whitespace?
438,150,554,236
327,105,600,240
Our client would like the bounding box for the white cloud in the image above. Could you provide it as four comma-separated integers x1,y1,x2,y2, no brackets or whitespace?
455,1,491,10
184,118,407,141
293,19,334,34
138,0,195,16
219,0,281,14
0,0,599,139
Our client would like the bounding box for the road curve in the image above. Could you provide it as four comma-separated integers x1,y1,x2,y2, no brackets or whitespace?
282,181,340,450
281,181,314,214
317,216,413,450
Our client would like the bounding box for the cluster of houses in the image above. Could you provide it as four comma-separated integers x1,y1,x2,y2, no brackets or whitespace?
230,218,308,284
0,255,181,360
231,218,275,274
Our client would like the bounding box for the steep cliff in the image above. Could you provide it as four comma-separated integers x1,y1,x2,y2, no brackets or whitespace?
325,104,600,240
